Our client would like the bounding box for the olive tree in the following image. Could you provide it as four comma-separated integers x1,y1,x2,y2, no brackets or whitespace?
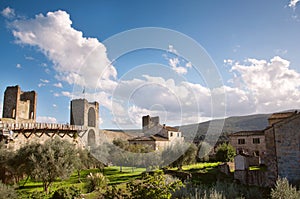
18,137,80,193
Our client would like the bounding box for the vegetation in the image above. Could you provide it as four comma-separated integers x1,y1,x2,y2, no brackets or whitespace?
215,143,236,162
85,172,108,193
0,181,18,199
271,178,300,199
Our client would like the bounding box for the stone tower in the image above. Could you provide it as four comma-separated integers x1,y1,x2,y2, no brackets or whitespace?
70,99,99,147
2,85,37,122
142,115,160,134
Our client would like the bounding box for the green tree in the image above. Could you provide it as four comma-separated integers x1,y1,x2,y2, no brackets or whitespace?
162,143,197,170
271,178,300,199
215,143,236,162
19,138,80,193
197,141,212,162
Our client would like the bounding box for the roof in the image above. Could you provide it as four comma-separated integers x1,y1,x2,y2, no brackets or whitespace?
229,130,265,137
164,126,179,132
128,133,169,142
268,111,297,120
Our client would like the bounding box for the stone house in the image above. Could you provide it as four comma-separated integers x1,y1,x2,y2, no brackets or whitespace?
264,111,300,186
230,111,300,186
128,115,184,151
229,130,266,165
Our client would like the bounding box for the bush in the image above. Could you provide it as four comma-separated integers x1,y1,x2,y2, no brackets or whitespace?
271,178,300,199
51,186,81,199
85,172,108,193
0,181,18,199
215,143,236,162
127,173,183,199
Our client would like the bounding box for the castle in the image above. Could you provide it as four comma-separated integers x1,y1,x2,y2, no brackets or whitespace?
0,85,100,150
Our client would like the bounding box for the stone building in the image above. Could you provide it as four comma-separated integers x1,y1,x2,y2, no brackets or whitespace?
229,130,266,164
230,111,300,186
2,85,37,122
264,111,300,186
70,99,99,147
128,115,184,151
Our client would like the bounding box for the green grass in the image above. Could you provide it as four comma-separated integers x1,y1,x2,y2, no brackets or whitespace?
182,162,221,172
16,166,146,197
249,165,267,171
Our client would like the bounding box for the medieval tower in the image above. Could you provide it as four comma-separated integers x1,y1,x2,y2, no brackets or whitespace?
70,99,99,147
2,85,37,122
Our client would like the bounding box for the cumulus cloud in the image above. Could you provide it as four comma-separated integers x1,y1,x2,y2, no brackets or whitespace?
1,7,15,18
230,56,300,113
168,57,187,75
10,10,117,90
37,116,58,123
289,0,300,8
16,63,21,68
53,82,63,88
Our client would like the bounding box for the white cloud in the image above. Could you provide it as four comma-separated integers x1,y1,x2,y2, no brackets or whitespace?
168,44,178,54
289,0,300,8
52,104,57,108
37,116,58,123
1,7,15,18
40,79,50,83
10,10,117,90
53,93,60,97
38,83,45,87
168,57,188,75
16,63,21,68
53,82,63,88
230,56,300,113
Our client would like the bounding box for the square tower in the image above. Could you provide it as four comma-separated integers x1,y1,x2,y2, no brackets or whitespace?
2,85,37,121
70,99,99,128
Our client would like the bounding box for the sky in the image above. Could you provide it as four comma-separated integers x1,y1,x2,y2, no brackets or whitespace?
1,0,300,129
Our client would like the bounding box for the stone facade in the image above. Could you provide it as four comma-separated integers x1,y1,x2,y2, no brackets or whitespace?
128,115,184,151
264,113,300,185
2,85,37,122
229,130,266,164
70,99,99,147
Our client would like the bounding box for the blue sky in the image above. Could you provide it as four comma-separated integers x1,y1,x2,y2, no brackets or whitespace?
1,1,300,129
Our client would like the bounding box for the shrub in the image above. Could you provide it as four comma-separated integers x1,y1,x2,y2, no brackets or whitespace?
271,178,300,199
51,186,81,199
0,181,18,199
85,172,108,193
215,143,236,162
127,173,183,199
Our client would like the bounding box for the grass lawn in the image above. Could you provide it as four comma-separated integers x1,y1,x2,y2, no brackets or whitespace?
16,166,146,197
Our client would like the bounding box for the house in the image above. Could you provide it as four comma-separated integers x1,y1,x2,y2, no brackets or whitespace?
264,111,300,186
230,111,300,186
128,115,184,150
229,130,266,165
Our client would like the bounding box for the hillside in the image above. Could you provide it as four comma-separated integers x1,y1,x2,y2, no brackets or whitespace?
105,113,271,143
177,114,271,142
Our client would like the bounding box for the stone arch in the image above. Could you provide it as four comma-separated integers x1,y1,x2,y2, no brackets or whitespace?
87,129,96,147
88,107,96,127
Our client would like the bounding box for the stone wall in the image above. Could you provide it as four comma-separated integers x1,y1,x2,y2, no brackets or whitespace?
274,115,300,184
234,170,267,187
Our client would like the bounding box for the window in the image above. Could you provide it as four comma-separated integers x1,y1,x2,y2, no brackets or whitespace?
177,132,180,137
238,139,245,144
253,138,260,144
170,132,173,137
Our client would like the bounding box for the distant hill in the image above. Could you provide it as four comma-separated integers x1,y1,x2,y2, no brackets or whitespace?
104,113,271,143
177,114,271,142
